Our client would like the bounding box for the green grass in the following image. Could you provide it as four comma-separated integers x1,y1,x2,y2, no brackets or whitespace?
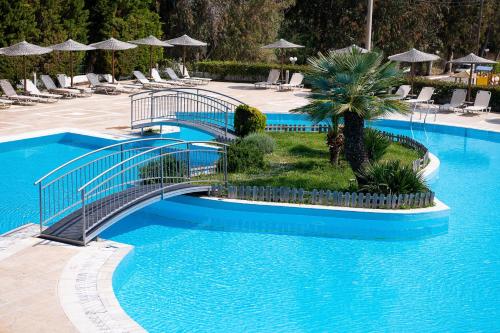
228,132,421,191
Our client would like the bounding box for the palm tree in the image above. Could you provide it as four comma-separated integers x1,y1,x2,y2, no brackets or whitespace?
294,50,409,174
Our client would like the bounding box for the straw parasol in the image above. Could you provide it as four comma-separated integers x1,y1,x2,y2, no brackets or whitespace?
165,34,207,76
449,53,497,101
388,48,440,94
0,41,52,91
334,44,368,54
50,39,95,87
89,38,137,83
129,35,172,77
262,39,304,81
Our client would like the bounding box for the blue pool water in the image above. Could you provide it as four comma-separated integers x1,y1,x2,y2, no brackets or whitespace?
104,119,500,332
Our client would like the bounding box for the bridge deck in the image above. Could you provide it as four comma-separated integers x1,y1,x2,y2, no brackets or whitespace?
40,183,208,245
132,119,237,141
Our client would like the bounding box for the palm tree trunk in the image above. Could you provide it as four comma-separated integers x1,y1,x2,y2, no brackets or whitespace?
343,112,368,174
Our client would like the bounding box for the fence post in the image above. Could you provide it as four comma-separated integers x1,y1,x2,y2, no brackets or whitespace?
223,145,228,188
81,190,86,246
38,182,43,233
150,92,154,122
186,142,191,182
160,148,165,199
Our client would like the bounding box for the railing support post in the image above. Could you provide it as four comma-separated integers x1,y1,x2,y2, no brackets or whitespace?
160,148,165,199
223,145,228,188
81,190,87,246
38,182,43,233
150,92,154,123
186,142,191,182
224,106,228,138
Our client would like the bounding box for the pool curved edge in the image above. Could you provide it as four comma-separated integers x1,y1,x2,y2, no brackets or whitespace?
422,152,440,180
58,241,146,333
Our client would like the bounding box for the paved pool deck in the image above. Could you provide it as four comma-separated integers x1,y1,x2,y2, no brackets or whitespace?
1,80,499,138
1,80,500,332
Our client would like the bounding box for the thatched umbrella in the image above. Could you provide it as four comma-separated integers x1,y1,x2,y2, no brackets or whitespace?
1,41,52,91
389,48,440,94
89,38,137,83
262,39,304,81
50,39,95,87
165,34,207,76
449,53,497,101
129,35,172,77
334,44,368,54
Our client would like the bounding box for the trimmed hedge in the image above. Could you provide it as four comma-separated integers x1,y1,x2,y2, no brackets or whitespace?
234,104,267,137
193,60,310,81
410,78,500,112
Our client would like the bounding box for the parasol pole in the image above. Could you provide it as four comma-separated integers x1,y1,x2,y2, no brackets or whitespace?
467,63,473,102
410,62,415,95
281,49,285,82
112,49,115,84
149,45,153,77
182,46,186,76
70,51,74,87
23,55,27,92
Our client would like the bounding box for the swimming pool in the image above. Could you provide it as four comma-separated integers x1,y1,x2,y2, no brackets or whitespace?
104,119,500,332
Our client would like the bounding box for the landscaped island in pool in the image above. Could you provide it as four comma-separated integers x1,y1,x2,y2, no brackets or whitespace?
102,119,500,332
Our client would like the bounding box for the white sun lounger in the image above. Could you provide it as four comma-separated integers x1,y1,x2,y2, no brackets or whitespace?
86,73,121,94
24,79,62,103
178,64,211,85
0,80,40,105
57,74,93,95
406,87,435,122
102,74,142,92
463,90,492,114
254,69,280,89
0,98,13,109
163,68,198,86
133,71,172,89
40,75,88,98
394,85,411,99
439,89,467,113
277,73,304,91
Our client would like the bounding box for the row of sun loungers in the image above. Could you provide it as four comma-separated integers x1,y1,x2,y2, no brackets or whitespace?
254,69,304,90
393,84,492,122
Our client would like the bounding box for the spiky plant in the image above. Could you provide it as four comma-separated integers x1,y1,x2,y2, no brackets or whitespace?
294,50,409,175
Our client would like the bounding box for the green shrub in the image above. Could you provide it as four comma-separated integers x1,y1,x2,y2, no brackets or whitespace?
409,78,500,112
234,104,267,137
139,154,187,184
194,60,310,80
357,160,429,195
364,128,390,162
226,140,265,172
241,132,276,154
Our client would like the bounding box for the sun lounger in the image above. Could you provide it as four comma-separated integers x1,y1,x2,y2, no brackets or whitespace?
163,68,198,86
277,73,304,91
439,89,466,113
133,71,172,89
0,98,13,109
406,87,435,121
102,74,142,92
24,79,61,103
40,75,88,98
463,90,492,114
178,64,211,85
394,85,411,99
254,69,280,88
86,73,121,94
57,74,93,95
0,80,39,105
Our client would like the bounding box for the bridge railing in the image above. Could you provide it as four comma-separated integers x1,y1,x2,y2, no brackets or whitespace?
78,141,227,244
34,138,184,232
130,88,245,136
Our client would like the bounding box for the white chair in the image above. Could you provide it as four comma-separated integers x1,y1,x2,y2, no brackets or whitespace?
394,85,411,99
133,71,172,89
178,64,211,85
439,89,466,114
277,73,304,91
163,68,199,86
24,79,62,102
463,90,492,114
0,79,39,105
254,69,280,89
406,87,435,122
40,75,84,98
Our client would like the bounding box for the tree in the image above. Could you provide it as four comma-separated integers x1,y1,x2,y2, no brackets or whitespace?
294,50,409,176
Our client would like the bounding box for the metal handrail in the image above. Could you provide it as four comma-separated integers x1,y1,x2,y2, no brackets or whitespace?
130,87,246,106
78,141,227,192
34,137,183,185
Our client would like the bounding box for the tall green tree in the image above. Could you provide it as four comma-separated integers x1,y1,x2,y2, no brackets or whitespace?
295,50,409,175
